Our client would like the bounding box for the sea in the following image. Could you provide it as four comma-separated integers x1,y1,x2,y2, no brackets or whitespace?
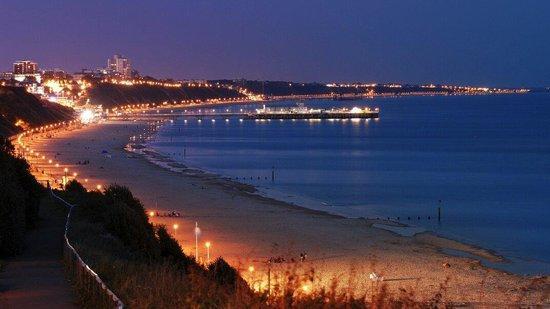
148,93,550,275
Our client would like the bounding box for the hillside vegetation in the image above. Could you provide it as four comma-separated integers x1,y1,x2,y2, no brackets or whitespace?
88,83,245,108
0,86,74,137
58,181,257,308
0,138,43,256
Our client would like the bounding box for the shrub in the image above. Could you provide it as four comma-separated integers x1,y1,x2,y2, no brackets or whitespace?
65,179,87,195
0,166,26,256
102,201,159,260
12,158,43,229
208,257,239,288
103,185,148,222
157,225,194,270
0,137,43,256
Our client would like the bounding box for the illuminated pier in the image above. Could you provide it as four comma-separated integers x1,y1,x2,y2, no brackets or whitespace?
245,105,379,120
174,106,380,120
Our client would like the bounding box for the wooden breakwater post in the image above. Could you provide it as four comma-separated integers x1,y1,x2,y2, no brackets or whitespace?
438,199,442,222
271,166,275,182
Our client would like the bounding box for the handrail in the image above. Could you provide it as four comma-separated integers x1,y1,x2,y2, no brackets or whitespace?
51,189,124,309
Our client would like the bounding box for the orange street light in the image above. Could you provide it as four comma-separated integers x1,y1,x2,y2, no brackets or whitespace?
63,168,68,189
148,211,155,217
205,241,212,264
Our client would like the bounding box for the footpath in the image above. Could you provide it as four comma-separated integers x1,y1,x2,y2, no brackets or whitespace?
0,198,78,308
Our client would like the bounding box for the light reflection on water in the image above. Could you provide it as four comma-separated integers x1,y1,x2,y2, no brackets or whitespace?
149,94,550,275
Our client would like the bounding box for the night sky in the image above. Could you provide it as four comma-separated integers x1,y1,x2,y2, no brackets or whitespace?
2,1,549,87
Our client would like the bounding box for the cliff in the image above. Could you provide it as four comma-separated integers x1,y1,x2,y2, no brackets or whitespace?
0,86,74,137
88,83,245,108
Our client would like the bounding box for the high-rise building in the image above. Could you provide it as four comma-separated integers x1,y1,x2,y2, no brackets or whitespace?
13,60,38,75
107,54,132,77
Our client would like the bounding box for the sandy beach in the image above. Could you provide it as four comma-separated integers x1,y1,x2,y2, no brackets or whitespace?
22,117,549,305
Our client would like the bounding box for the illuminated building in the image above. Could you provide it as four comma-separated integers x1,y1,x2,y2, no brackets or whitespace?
0,72,13,81
107,54,132,77
12,60,41,83
13,60,38,74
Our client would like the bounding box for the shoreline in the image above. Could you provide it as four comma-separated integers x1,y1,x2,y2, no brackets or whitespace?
21,115,549,304
134,133,507,266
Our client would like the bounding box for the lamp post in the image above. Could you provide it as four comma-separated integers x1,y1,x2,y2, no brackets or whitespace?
205,241,211,264
194,222,201,261
63,168,68,188
173,223,179,235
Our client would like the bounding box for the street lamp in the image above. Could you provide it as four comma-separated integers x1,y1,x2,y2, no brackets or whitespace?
63,168,68,188
173,224,179,235
205,241,211,264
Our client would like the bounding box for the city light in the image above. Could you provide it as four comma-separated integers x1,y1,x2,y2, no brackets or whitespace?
80,109,95,124
205,241,211,264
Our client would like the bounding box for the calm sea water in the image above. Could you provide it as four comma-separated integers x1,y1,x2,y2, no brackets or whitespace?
150,94,550,274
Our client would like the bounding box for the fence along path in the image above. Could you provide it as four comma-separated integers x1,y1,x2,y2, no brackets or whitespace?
51,189,124,309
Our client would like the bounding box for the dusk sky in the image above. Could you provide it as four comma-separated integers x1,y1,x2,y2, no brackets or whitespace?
2,1,549,87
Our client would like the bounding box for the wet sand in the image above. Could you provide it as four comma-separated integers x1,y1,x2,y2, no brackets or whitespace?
23,119,549,305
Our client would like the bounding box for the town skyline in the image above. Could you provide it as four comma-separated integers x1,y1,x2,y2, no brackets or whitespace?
2,56,546,90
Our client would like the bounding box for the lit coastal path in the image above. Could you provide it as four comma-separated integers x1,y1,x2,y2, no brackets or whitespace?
0,199,77,308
